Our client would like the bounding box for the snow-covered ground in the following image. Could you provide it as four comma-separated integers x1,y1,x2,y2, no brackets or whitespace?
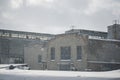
0,64,30,70
0,69,120,80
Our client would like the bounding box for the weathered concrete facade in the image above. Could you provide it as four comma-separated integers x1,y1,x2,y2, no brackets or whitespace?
46,33,120,71
47,34,89,71
0,29,54,64
0,38,9,63
0,24,120,71
0,38,25,64
88,39,120,71
24,43,47,70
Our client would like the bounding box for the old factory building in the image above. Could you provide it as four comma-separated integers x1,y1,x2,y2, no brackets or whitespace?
0,29,54,64
0,24,120,71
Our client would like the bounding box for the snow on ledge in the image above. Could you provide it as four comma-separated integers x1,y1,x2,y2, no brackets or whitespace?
88,61,120,64
89,38,120,42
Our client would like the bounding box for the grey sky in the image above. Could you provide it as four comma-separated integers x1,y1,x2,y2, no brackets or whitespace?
0,0,120,34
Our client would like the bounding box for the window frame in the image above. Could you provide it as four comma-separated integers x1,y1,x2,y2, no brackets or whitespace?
77,46,82,60
50,47,55,60
38,55,42,63
59,64,71,71
60,46,71,60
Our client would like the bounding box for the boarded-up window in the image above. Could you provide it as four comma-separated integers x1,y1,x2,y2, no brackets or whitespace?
51,47,55,60
77,46,82,59
61,46,71,60
59,64,71,71
38,55,42,63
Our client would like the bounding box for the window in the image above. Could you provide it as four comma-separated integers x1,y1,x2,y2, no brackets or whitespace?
61,46,71,60
59,64,71,71
18,34,26,38
9,57,23,63
77,46,82,60
38,55,42,63
11,34,18,38
51,47,55,60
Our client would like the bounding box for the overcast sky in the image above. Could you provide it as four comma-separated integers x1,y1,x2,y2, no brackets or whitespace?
0,0,120,34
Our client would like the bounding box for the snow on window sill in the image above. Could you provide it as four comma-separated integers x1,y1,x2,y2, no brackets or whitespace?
60,60,71,61
77,59,82,61
51,60,55,61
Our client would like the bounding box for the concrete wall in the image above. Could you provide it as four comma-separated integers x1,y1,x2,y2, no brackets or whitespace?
0,37,42,64
47,33,89,71
24,43,47,70
23,33,120,71
88,39,120,71
0,29,54,64
88,39,120,62
0,38,26,64
0,38,9,63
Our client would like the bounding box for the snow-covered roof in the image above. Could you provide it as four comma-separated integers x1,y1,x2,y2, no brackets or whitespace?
89,38,120,42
